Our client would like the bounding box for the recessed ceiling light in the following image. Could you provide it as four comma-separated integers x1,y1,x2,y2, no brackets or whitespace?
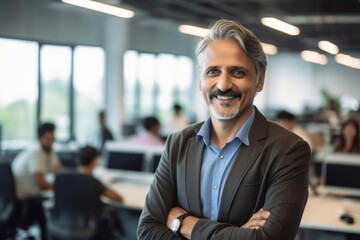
318,41,339,55
261,42,278,55
300,50,327,65
335,53,360,69
261,17,300,36
178,25,209,37
61,0,134,18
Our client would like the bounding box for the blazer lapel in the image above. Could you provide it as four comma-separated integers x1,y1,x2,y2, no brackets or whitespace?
217,108,268,220
184,136,204,217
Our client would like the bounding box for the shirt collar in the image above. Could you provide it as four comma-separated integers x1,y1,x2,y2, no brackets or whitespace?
196,108,255,146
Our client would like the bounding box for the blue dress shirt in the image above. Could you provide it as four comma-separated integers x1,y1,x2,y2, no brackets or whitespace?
196,108,255,220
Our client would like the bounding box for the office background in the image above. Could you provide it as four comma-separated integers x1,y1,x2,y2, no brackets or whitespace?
0,0,359,144
1,1,360,240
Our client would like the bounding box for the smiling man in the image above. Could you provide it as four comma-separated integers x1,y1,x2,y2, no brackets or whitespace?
137,19,311,240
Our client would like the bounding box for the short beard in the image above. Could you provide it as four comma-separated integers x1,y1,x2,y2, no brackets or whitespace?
208,88,241,120
210,105,239,120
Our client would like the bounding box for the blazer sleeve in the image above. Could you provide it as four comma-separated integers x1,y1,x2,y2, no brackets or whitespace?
191,139,311,240
137,134,178,239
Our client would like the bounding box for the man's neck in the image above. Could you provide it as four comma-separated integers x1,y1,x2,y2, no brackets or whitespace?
41,145,52,153
210,107,253,148
79,167,93,175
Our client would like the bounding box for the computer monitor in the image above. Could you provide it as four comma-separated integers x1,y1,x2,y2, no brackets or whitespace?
106,151,144,171
56,151,78,168
321,153,360,197
104,141,164,172
53,142,79,168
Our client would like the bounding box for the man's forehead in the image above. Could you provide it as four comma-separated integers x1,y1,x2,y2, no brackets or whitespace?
201,40,255,70
205,39,245,56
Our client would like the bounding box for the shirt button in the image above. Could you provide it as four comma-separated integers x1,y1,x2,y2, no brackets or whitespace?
213,185,218,189
219,155,224,159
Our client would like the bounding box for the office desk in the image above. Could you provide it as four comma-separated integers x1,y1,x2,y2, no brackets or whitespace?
93,167,154,210
92,168,360,236
300,190,360,235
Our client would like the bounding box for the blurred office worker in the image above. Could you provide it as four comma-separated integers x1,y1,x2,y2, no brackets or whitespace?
88,111,114,153
163,103,190,136
77,145,124,203
128,116,165,145
12,122,63,240
169,103,189,129
137,19,311,239
333,118,360,153
276,109,314,151
77,145,125,237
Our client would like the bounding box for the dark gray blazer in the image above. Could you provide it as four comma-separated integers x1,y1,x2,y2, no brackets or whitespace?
137,108,311,240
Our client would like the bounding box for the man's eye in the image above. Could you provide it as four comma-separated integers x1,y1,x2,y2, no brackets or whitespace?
206,69,220,76
232,70,246,77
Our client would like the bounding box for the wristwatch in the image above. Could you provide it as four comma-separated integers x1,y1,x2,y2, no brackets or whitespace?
171,213,191,239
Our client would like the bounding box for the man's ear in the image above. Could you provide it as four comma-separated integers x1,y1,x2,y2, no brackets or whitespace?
256,70,266,92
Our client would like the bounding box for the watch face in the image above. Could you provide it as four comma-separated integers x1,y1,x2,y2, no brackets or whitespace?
171,219,181,232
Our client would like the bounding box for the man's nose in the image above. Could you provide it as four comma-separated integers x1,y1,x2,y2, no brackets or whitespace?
217,72,232,92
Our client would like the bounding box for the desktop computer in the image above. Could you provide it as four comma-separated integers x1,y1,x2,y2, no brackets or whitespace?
322,153,360,198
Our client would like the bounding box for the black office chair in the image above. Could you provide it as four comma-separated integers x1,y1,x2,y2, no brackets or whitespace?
0,162,35,239
48,172,113,240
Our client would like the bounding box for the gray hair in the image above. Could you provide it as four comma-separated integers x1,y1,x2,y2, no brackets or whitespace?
196,19,267,75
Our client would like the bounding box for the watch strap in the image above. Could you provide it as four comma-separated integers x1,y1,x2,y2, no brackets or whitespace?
174,213,191,239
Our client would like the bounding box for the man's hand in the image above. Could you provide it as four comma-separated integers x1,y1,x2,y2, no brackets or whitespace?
241,208,271,230
35,172,53,191
166,206,187,228
167,207,199,239
166,206,270,239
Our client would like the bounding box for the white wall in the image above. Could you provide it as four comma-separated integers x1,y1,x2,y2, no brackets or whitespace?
260,53,321,114
256,52,360,115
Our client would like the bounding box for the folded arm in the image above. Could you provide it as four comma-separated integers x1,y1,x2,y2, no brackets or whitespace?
166,206,271,239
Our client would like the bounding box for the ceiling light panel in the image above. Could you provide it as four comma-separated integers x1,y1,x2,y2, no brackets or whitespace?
178,25,209,37
318,41,339,55
301,50,327,65
61,0,134,18
261,17,300,36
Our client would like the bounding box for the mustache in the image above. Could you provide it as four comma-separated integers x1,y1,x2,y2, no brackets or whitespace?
209,89,242,99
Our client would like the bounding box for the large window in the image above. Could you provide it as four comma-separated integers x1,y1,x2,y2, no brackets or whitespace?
123,50,194,123
0,38,38,143
74,46,105,144
40,45,72,142
0,37,105,144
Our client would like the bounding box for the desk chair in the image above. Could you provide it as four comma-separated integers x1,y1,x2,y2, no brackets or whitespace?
0,162,35,239
48,173,114,240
